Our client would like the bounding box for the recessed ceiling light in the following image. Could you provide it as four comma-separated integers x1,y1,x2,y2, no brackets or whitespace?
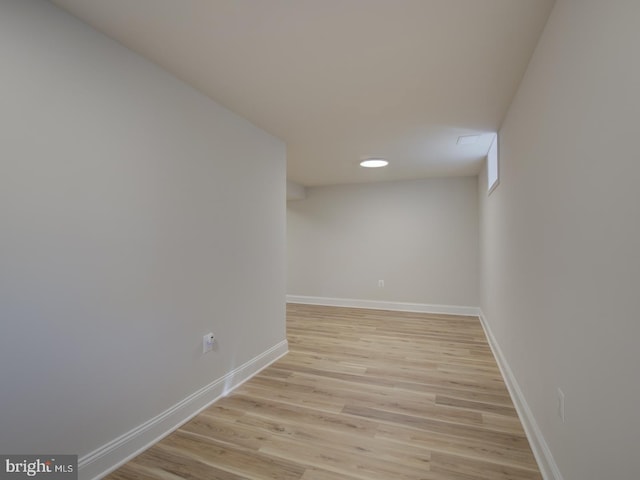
457,135,480,145
359,159,389,168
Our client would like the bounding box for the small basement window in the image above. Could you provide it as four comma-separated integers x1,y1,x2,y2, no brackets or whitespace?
487,134,499,194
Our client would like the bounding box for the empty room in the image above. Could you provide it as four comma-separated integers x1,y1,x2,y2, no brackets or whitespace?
1,1,638,480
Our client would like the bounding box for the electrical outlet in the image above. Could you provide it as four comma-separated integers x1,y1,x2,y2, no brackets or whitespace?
203,333,215,354
557,388,565,423
378,279,384,288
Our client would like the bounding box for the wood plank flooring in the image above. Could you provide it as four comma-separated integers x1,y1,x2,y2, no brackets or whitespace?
106,304,541,480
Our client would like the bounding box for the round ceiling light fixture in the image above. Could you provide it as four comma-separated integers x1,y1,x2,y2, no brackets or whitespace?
359,158,389,168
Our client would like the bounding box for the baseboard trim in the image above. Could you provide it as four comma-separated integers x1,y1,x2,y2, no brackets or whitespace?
286,295,480,317
478,311,563,480
79,339,288,480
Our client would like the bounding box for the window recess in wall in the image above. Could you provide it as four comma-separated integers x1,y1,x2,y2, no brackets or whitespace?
487,133,499,194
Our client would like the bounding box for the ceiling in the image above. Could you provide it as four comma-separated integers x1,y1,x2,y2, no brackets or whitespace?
51,0,555,187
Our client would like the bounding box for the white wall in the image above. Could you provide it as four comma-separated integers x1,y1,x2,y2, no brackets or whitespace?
288,177,478,309
479,1,640,479
286,180,307,201
0,0,286,477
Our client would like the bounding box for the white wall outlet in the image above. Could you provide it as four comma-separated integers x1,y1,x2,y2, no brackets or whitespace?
557,388,565,423
378,279,384,288
203,332,215,354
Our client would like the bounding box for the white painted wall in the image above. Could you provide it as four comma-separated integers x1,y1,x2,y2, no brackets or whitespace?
286,180,307,201
479,1,640,478
288,177,478,308
0,0,285,476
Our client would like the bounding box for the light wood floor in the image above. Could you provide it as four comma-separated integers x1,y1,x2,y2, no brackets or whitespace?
106,304,541,480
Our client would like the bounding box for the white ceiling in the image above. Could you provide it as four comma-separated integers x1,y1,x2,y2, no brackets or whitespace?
51,0,555,187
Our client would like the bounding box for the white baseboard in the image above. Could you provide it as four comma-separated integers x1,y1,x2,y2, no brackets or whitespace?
79,339,288,480
286,295,480,317
478,311,563,480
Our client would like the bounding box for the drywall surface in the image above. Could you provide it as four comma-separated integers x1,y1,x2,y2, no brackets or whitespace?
0,0,285,467
288,177,478,308
479,1,640,478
